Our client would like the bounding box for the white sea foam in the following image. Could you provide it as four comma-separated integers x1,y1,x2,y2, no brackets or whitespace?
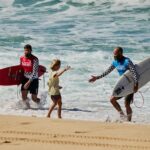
0,0,14,7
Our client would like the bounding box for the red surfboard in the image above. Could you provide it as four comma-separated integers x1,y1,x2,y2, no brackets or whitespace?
0,65,46,86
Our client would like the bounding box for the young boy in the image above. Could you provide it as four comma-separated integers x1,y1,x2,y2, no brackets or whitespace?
47,59,71,118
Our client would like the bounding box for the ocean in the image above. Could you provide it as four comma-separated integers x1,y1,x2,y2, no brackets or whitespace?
0,0,150,123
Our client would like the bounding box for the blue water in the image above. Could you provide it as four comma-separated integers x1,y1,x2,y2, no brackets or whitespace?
0,0,150,123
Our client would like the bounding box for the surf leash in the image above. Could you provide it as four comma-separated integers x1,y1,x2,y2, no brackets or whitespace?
17,85,21,100
133,91,144,108
43,74,46,89
134,86,150,108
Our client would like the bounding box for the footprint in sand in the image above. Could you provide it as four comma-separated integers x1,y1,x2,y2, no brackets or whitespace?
20,122,31,125
74,131,88,134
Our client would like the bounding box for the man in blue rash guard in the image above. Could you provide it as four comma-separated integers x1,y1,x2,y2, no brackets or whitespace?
89,47,139,121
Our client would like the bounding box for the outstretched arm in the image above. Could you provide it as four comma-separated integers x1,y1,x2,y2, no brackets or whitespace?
54,66,71,78
97,65,115,79
89,65,115,83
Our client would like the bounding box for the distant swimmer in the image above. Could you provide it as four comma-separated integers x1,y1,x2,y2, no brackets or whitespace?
47,59,71,119
89,47,139,121
20,44,40,108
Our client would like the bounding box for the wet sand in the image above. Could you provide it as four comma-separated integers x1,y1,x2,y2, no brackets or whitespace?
0,115,150,150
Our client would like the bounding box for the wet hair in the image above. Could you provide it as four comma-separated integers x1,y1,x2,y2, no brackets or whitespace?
51,59,61,71
115,47,123,54
24,44,32,51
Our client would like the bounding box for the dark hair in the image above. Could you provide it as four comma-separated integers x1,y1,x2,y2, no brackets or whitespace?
116,47,123,54
51,59,61,71
24,44,32,51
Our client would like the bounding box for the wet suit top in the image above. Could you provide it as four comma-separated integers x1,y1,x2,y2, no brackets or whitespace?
98,56,139,85
20,54,39,81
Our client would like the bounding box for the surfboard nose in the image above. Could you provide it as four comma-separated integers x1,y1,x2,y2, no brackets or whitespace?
39,67,46,73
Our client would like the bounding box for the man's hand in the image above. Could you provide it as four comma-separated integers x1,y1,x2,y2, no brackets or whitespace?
134,83,138,93
24,80,31,90
89,75,100,83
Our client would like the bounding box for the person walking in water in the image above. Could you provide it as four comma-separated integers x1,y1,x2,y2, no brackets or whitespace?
89,47,139,121
20,44,40,108
47,59,71,118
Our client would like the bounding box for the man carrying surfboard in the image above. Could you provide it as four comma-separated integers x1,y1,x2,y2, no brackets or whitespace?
89,47,139,121
20,44,40,108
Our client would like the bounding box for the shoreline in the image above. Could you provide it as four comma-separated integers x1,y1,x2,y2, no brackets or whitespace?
0,114,150,150
0,113,150,125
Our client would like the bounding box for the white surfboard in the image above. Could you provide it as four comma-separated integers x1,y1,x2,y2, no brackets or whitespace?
112,58,150,97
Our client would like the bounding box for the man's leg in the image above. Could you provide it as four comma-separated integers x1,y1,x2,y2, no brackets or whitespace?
31,94,40,103
21,90,30,108
125,94,133,121
30,79,40,103
110,96,124,116
21,90,28,100
21,78,30,108
21,78,28,101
